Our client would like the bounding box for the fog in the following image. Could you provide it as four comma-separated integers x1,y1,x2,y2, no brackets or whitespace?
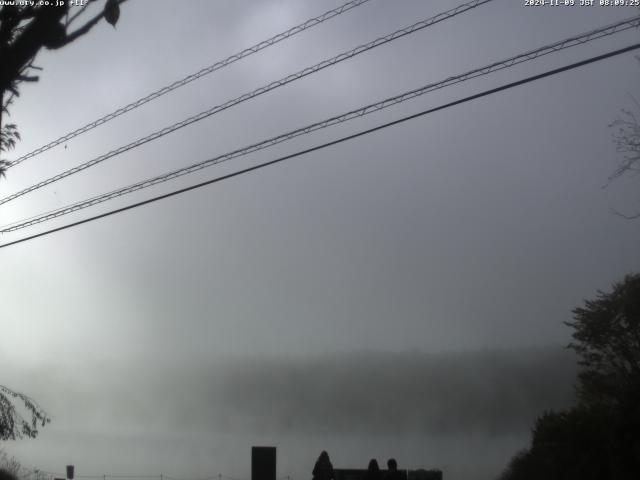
3,347,577,480
1,0,639,479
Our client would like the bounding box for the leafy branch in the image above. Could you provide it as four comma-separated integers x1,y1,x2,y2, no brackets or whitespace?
0,385,51,441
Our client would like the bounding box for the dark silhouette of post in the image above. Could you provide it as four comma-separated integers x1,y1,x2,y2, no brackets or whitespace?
252,447,276,480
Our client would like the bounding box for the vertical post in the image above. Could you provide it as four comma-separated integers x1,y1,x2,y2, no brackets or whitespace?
251,447,276,480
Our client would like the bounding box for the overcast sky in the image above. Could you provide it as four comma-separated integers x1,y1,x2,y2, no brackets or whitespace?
1,1,639,479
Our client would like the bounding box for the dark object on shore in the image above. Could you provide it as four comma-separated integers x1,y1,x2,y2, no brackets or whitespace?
334,466,438,480
407,469,442,480
362,459,382,480
0,470,17,480
384,459,404,480
313,451,335,480
252,446,276,480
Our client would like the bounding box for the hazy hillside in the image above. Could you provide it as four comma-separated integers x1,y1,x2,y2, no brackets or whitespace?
212,347,578,435
1,346,579,480
3,346,578,437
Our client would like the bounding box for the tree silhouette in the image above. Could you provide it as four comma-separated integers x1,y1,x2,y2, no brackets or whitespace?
499,274,640,479
566,273,640,409
0,0,126,178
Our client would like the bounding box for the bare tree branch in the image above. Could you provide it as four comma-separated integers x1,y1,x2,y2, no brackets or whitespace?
610,207,640,220
16,74,38,82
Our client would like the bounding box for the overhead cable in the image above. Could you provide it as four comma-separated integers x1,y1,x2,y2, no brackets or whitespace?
2,14,638,234
5,0,373,169
1,42,638,250
0,0,493,205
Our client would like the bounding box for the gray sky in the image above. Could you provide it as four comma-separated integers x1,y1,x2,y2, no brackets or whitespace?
1,1,639,479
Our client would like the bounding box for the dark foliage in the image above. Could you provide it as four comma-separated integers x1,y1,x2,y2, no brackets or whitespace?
0,385,50,441
0,122,19,177
567,273,640,409
0,470,18,480
499,274,640,479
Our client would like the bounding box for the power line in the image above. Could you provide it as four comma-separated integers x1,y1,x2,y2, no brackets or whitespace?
5,0,373,170
0,0,493,206
1,42,638,250
2,14,638,234
3,13,637,231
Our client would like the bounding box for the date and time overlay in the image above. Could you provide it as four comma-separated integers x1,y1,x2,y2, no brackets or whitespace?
0,0,638,8
525,0,639,6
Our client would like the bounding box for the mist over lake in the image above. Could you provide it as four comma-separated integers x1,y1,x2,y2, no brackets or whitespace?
1,1,639,479
3,347,577,480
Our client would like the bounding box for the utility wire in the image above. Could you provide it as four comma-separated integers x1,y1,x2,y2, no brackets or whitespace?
0,0,493,206
5,0,373,170
1,42,638,250
2,14,638,234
